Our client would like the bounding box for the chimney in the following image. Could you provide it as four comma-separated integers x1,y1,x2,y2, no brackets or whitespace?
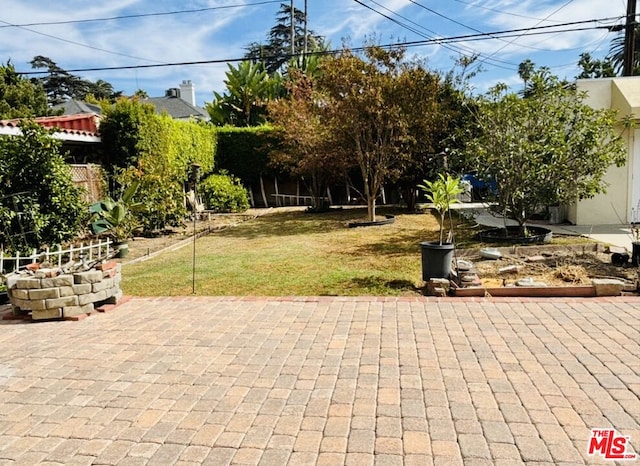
179,80,196,106
165,88,180,98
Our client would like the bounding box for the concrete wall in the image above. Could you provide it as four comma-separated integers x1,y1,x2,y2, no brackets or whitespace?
569,78,635,225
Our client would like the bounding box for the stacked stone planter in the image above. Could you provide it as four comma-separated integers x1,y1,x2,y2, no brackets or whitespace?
6,261,122,320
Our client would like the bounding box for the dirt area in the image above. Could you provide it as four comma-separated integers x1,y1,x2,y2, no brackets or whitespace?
122,211,259,263
456,244,639,289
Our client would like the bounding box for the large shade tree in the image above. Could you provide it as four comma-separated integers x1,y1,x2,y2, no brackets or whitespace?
267,70,346,210
245,2,325,74
466,70,627,234
30,56,121,105
319,46,417,222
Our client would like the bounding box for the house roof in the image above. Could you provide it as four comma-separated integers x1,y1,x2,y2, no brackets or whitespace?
0,114,101,142
53,100,103,116
143,95,210,121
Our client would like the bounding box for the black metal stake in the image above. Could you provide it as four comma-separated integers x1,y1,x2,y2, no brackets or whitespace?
191,163,201,294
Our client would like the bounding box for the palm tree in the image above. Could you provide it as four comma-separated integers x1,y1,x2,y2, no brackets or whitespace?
606,26,640,75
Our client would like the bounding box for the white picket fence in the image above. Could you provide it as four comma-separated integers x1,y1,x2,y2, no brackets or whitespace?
1,239,113,274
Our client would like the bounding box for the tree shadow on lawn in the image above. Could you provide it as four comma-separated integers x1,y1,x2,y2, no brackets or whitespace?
218,206,407,240
347,230,439,257
347,276,422,295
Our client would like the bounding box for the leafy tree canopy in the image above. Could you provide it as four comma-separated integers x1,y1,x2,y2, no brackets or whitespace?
30,55,122,106
466,69,627,233
0,61,49,118
576,53,616,79
319,45,444,221
245,2,326,74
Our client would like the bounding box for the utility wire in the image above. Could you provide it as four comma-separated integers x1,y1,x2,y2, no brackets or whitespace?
352,0,516,69
0,1,282,28
0,18,162,63
16,17,623,76
472,0,577,71
406,0,554,52
450,0,565,23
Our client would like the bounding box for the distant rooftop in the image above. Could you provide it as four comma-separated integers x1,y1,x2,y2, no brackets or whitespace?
143,88,210,121
53,100,103,116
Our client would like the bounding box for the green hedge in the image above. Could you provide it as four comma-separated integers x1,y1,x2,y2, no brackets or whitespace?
101,100,216,231
215,125,281,184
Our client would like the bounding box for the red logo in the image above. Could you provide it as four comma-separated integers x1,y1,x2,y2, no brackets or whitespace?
587,429,637,460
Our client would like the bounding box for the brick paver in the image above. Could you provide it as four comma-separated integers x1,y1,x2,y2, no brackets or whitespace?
0,296,639,465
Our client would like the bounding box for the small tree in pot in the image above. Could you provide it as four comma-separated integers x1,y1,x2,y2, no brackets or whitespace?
418,174,464,280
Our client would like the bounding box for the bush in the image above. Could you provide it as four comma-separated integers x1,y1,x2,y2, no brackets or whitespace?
200,173,250,213
0,121,87,252
100,100,216,231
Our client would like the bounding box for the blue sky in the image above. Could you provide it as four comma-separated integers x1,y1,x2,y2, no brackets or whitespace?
0,0,626,106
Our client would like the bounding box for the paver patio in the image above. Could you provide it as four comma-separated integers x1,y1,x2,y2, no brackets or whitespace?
0,296,638,465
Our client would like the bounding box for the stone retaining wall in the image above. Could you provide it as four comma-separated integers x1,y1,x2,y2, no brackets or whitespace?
6,261,122,320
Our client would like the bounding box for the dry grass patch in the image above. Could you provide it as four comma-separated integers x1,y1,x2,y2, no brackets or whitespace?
122,207,442,296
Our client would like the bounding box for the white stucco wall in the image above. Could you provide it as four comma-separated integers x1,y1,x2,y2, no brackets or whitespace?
568,78,636,225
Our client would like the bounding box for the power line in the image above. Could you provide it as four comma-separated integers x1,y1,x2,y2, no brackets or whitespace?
0,1,282,28
406,0,556,53
450,0,565,23
352,0,516,69
0,18,162,63
15,16,623,76
473,0,577,70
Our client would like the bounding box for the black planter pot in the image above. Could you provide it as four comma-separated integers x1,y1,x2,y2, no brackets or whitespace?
420,241,455,281
476,225,552,244
632,241,640,267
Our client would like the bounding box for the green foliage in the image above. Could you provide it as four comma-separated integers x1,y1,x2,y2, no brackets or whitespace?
199,172,250,213
244,3,325,74
319,45,429,221
607,25,640,75
0,121,87,251
89,181,142,241
0,61,49,118
206,61,284,126
418,174,464,244
215,125,280,184
576,53,616,79
267,71,343,210
100,99,216,231
30,55,121,105
467,70,627,231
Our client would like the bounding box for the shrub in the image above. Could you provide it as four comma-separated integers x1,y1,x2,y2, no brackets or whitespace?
100,100,216,231
199,172,250,213
0,121,87,252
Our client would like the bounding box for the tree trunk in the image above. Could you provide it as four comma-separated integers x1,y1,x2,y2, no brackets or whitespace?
367,196,376,222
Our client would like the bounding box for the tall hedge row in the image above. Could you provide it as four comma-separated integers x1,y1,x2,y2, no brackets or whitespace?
215,125,281,184
101,99,216,231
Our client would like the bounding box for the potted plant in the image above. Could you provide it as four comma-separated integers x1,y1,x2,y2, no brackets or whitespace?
90,181,141,258
417,174,464,280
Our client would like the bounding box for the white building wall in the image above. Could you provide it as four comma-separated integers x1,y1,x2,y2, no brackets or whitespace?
569,79,633,225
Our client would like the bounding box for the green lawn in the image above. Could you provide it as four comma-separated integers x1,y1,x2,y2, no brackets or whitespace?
121,207,447,296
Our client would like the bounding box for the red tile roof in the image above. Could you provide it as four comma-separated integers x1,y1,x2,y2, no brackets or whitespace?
0,113,101,140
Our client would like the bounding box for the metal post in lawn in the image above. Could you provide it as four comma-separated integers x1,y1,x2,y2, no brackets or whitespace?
191,163,201,294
